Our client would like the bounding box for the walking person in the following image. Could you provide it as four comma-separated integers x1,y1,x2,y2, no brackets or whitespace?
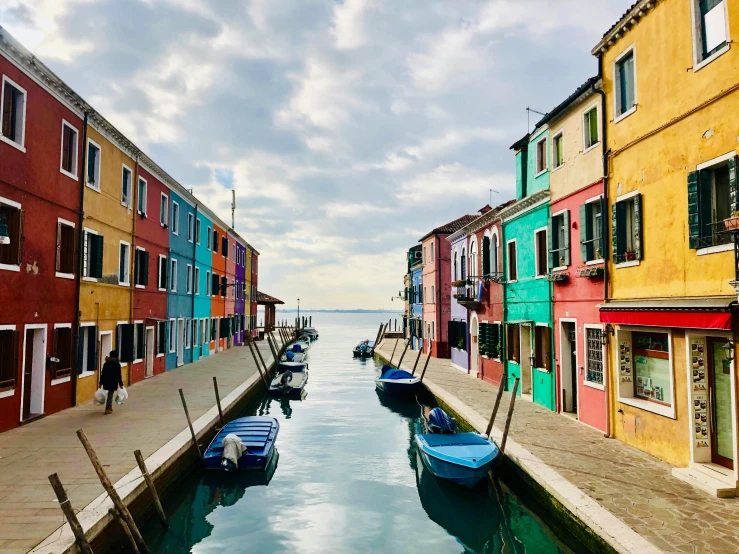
100,350,124,415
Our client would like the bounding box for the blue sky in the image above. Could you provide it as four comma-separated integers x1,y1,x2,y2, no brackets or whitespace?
1,0,634,310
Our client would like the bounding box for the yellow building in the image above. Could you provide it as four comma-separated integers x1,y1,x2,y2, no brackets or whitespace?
76,121,137,403
595,0,739,496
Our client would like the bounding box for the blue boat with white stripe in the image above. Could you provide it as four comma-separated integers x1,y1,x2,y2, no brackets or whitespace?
375,365,421,395
203,416,279,471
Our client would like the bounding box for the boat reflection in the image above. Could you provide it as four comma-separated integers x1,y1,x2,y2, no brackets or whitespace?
375,389,421,419
255,394,307,419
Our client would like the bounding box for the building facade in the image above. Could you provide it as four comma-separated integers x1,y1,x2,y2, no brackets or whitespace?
449,232,469,371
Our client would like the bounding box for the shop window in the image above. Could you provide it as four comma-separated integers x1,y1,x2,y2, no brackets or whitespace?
583,106,599,150
688,157,737,250
535,229,548,277
612,194,642,264
134,248,149,287
137,178,147,216
56,221,76,275
552,132,564,169
157,321,166,355
632,331,671,406
534,325,552,371
550,211,570,268
581,199,605,262
506,324,520,363
0,329,18,391
585,328,604,385
86,140,101,190
614,49,636,119
83,230,103,279
158,256,168,290
507,241,517,281
1,76,26,149
0,199,23,268
121,165,132,208
693,0,729,63
60,121,78,178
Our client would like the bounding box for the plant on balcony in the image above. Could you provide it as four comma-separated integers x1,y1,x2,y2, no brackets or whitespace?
452,279,466,287
457,338,465,349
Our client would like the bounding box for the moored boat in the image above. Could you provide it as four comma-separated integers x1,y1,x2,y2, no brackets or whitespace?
203,416,279,471
268,361,309,397
375,364,421,395
301,327,319,340
353,340,375,358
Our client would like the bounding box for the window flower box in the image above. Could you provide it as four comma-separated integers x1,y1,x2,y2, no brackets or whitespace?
625,251,637,261
724,216,739,231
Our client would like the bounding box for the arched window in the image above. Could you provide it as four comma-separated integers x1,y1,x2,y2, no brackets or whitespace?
470,241,477,278
461,248,467,280
492,229,500,276
453,251,458,281
482,235,491,276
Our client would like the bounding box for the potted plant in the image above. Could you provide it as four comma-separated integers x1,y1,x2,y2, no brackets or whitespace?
457,338,465,350
559,255,566,267
595,248,602,260
625,251,637,261
724,210,739,231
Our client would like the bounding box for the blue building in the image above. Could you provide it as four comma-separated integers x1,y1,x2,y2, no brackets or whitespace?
193,207,213,360
409,245,424,350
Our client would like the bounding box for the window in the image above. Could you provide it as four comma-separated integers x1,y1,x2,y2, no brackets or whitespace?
632,331,671,405
479,322,502,359
119,242,130,286
193,319,199,349
52,326,73,380
135,248,149,287
586,328,604,385
492,231,499,276
206,270,211,295
188,213,194,242
211,318,217,342
172,202,179,235
60,121,78,178
453,251,458,281
482,236,491,276
580,199,605,262
137,178,147,215
1,76,26,149
424,287,427,304
430,243,434,262
83,230,103,279
431,285,435,304
461,249,467,280
535,137,547,175
86,139,101,190
207,227,212,251
552,132,564,169
194,266,200,294
688,157,736,250
186,264,193,294
0,329,17,391
221,236,228,257
170,258,177,292
447,320,467,351
535,229,548,277
612,194,642,264
158,255,168,290
423,247,426,265
583,107,599,150
121,165,132,208
534,325,552,371
195,218,201,244
169,319,176,353
550,212,570,268
221,276,227,297
212,273,219,297
213,230,219,253
76,326,98,375
56,220,76,276
117,323,135,363
507,241,517,281
134,323,145,361
160,194,168,227
157,321,166,355
506,324,520,363
0,198,22,270
693,0,729,64
614,49,636,119
185,320,191,349
202,318,209,344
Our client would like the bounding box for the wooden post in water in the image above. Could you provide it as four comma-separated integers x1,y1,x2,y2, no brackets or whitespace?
498,378,520,457
396,340,411,368
309,316,312,326
249,335,271,378
486,374,507,438
178,389,202,459
212,377,225,429
266,333,278,361
76,430,151,554
389,339,399,364
133,450,168,529
418,351,432,380
246,338,270,388
48,473,94,554
411,347,423,374
109,507,139,553
372,324,383,352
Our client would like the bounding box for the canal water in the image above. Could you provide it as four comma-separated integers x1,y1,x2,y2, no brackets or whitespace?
142,313,584,553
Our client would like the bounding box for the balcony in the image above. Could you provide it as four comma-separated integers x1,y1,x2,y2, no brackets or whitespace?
453,282,481,310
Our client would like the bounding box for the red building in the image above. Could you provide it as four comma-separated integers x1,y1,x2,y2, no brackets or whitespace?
0,39,85,431
129,164,170,383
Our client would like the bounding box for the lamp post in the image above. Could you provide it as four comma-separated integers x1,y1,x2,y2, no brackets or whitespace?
723,340,735,362
297,298,300,328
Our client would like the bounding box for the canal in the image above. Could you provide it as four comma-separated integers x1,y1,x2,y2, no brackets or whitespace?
141,313,585,553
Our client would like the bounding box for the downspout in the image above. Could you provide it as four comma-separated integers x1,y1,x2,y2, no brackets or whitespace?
500,214,507,390
192,204,198,354
593,56,613,439
72,111,88,407
129,153,139,386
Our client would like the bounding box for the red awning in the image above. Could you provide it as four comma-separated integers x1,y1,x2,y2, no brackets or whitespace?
600,310,732,330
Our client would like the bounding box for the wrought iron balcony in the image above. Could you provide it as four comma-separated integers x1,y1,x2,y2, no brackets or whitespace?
453,281,481,310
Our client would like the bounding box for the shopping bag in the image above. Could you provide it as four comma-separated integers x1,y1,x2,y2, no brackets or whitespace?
115,387,128,405
93,388,107,406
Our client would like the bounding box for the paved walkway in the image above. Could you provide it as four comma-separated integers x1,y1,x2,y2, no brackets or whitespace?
0,343,273,554
376,340,739,554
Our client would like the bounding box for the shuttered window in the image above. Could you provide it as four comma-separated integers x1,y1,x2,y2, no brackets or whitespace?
135,248,149,287
611,194,642,264
580,199,606,262
688,157,737,249
480,323,501,360
1,77,26,147
213,230,219,253
76,326,97,375
121,166,132,207
222,236,228,258
56,222,76,275
83,231,103,279
482,236,491,276
220,276,227,297
506,324,520,363
0,201,23,267
550,211,570,268
0,329,19,391
60,122,78,177
583,107,599,150
118,323,135,363
507,242,517,281
535,229,548,277
697,0,728,60
534,325,552,371
52,327,73,380
212,273,219,297
158,256,168,290
448,320,467,351
87,141,101,189
157,321,167,355
615,50,636,117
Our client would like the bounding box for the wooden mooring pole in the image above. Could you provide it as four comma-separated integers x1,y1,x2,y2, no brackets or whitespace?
266,333,278,361
395,340,411,368
246,338,270,388
212,377,225,429
48,473,94,554
133,450,168,529
411,347,423,374
76,430,151,554
389,339,399,365
418,351,432,381
498,378,520,457
249,335,271,378
486,374,507,438
178,389,202,459
109,507,139,553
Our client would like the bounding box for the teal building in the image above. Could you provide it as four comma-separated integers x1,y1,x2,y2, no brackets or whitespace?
193,208,213,360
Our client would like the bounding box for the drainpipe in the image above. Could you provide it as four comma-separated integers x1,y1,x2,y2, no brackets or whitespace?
500,214,508,390
72,111,88,407
593,56,613,439
192,204,198,354
128,153,140,386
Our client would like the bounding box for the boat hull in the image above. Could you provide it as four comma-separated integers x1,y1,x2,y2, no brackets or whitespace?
375,377,421,395
417,448,494,488
268,370,308,398
414,432,499,488
203,417,279,471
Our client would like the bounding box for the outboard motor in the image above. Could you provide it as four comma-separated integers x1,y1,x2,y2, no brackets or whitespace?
427,408,456,434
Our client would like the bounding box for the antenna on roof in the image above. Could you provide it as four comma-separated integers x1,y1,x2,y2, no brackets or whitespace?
231,190,236,229
526,107,547,132
489,189,499,206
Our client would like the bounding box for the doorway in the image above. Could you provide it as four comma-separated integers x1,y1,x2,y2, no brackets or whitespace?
560,321,578,414
177,319,185,366
145,327,154,378
99,332,112,375
470,315,479,377
707,338,734,470
21,326,46,422
520,325,533,396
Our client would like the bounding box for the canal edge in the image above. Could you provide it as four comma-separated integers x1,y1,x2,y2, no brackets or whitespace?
373,349,663,554
29,354,275,554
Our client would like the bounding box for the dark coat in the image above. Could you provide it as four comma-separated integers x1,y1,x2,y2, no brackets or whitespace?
100,357,123,391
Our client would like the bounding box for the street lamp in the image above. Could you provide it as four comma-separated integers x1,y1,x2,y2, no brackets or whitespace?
0,215,9,245
297,298,300,327
723,340,735,362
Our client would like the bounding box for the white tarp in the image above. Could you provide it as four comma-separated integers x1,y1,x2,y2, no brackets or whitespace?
222,433,246,467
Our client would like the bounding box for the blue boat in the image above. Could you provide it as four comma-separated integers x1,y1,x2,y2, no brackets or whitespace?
375,365,421,395
353,340,375,358
269,361,308,397
203,417,279,471
415,408,499,488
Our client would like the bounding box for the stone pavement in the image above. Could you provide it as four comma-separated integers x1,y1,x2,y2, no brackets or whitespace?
0,342,272,554
376,340,739,554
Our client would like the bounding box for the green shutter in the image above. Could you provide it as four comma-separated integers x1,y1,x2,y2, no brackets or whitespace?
614,202,627,261
490,324,499,359
92,235,104,278
479,323,487,357
688,171,700,249
120,324,135,363
698,170,712,245
633,193,643,260
89,326,98,372
729,157,738,212
547,218,554,271
581,203,590,262
600,197,608,260
75,327,84,374
563,210,571,266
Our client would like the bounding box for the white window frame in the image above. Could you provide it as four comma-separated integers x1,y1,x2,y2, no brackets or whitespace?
170,258,177,292
186,264,193,294
76,323,99,379
81,227,98,282
59,119,79,180
207,227,212,251
55,217,76,280
194,266,200,295
195,218,201,244
506,239,518,283
583,324,606,391
584,195,605,265
185,319,191,349
169,318,176,353
160,193,169,227
187,213,194,243
121,164,133,208
491,227,500,276
134,246,147,289
158,254,167,292
613,190,641,269
171,201,179,235
85,138,102,192
534,135,547,177
695,152,737,255
0,75,27,152
133,320,144,364
581,102,600,154
534,227,548,278
0,324,17,397
206,270,211,295
551,130,564,171
137,177,147,216
690,0,731,72
613,44,638,123
118,240,131,286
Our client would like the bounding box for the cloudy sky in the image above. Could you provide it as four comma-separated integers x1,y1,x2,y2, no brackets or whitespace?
1,0,632,310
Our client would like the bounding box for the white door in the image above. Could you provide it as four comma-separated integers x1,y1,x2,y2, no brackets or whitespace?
21,326,46,421
145,327,154,377
520,325,533,395
177,319,185,366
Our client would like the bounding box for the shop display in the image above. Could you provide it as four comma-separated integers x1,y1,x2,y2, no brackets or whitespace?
619,341,632,383
691,338,707,392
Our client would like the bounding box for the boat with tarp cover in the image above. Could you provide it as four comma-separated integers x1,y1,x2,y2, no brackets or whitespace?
375,365,421,395
203,416,279,471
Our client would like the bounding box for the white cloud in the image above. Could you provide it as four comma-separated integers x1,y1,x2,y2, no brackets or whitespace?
332,0,376,50
398,162,514,204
